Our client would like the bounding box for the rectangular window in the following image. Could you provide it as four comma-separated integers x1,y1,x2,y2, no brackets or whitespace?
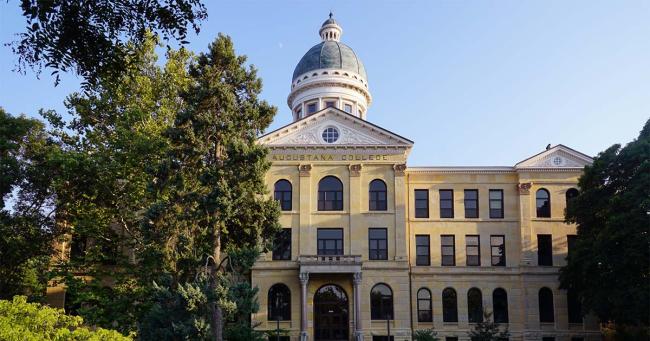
537,234,553,266
372,337,394,341
369,228,388,260
446,338,458,341
325,100,337,108
317,228,343,255
464,189,479,218
295,107,302,119
490,235,506,266
414,189,429,218
441,235,456,266
489,189,504,218
272,228,291,260
466,235,480,266
440,189,454,218
307,102,318,114
416,235,430,266
344,103,353,113
567,234,577,258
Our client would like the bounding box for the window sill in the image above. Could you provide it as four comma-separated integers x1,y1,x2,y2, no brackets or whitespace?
279,211,299,215
312,211,348,214
363,211,395,214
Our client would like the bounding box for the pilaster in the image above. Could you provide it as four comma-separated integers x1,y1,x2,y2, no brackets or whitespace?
299,164,313,255
393,164,408,261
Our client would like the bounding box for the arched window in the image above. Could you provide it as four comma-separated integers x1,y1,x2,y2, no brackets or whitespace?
417,288,432,322
268,284,291,321
318,176,343,211
370,284,393,320
536,188,551,217
274,180,292,211
369,179,387,211
538,287,554,323
565,188,579,211
467,288,483,323
442,287,458,322
492,288,509,323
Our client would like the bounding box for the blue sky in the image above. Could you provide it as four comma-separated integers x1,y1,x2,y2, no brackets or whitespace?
1,0,648,166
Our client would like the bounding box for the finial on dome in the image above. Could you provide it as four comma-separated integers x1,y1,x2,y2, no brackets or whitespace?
320,12,342,42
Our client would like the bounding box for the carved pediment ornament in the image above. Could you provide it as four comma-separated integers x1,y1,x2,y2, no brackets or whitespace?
349,164,362,177
518,182,532,195
393,163,407,176
299,164,312,177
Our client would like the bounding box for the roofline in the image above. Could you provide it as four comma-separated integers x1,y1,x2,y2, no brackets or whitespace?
257,107,414,144
515,144,593,166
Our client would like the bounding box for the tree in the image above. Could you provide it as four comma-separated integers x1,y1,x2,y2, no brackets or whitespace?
0,109,60,301
141,33,280,340
44,35,193,334
0,296,132,340
10,0,206,87
467,310,510,341
560,119,650,335
413,329,440,341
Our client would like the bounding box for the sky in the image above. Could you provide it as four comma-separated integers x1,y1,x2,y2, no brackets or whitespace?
1,0,648,166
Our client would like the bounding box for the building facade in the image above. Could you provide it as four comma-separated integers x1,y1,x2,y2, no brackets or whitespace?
253,15,600,341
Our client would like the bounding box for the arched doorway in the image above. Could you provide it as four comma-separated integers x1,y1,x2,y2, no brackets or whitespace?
314,284,349,341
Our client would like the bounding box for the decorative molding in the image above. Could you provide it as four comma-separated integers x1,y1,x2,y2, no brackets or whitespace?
353,272,362,285
299,272,309,284
288,80,372,105
518,182,532,195
299,164,312,177
349,164,362,177
393,163,407,176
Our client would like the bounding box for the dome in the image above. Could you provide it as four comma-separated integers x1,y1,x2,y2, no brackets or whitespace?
292,41,367,81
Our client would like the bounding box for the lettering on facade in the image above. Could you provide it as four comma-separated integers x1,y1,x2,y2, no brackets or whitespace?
271,154,389,161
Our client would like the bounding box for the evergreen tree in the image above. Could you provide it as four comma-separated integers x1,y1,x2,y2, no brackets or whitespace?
141,33,280,339
467,311,510,341
560,119,650,336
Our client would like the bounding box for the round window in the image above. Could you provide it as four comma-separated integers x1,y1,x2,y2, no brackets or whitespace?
322,127,339,143
553,156,563,166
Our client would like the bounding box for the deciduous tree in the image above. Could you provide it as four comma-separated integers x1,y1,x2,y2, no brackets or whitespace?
10,0,206,87
560,119,650,336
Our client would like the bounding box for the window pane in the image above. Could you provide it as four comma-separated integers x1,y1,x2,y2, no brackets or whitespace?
441,235,455,266
369,228,388,260
272,229,291,260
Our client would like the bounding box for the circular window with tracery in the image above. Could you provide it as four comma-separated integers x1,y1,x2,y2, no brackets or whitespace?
553,156,563,166
322,127,340,143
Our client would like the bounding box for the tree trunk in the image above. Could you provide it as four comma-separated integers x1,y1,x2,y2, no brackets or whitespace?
210,226,223,341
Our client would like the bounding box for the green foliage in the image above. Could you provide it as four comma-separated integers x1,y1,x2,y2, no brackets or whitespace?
7,30,279,338
560,119,650,330
467,311,510,341
0,108,60,300
413,328,440,341
12,0,207,87
0,296,132,340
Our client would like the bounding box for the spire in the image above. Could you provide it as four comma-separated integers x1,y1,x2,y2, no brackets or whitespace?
319,12,342,42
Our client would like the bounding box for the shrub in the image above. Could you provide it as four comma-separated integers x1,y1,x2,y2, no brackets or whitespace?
0,296,132,340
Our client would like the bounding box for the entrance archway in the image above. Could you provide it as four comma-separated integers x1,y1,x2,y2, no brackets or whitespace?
314,284,349,341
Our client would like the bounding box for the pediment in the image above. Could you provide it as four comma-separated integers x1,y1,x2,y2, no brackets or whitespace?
258,108,413,148
515,144,592,169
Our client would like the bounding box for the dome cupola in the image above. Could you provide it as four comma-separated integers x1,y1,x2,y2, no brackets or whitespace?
288,13,372,121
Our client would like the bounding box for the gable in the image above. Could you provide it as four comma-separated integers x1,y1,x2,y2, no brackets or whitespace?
258,108,413,148
515,144,593,169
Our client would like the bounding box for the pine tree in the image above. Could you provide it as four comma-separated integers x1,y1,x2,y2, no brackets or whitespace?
141,33,280,340
467,311,510,341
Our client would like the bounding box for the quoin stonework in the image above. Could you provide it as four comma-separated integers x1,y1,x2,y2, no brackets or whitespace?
253,14,600,341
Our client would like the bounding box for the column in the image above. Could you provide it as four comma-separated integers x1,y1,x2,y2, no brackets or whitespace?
393,164,408,261
300,272,309,341
353,272,363,341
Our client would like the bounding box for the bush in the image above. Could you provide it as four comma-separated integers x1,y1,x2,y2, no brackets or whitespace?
0,296,132,340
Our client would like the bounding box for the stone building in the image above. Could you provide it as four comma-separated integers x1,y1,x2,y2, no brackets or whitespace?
253,14,600,341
